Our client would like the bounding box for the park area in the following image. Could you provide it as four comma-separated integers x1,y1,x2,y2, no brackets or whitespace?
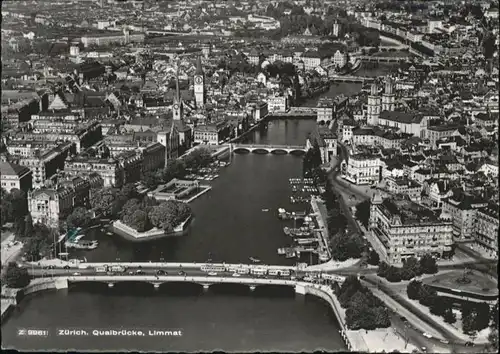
422,269,498,298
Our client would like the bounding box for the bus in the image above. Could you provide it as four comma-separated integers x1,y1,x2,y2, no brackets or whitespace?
250,268,267,276
268,269,291,277
201,264,226,273
237,267,250,275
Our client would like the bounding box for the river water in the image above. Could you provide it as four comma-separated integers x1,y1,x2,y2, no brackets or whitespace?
1,66,393,352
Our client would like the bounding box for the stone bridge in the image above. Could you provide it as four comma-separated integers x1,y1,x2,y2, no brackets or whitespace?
329,75,375,83
359,55,410,63
232,144,306,154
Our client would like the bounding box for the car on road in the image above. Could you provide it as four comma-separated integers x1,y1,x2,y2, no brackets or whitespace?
422,332,432,338
421,346,427,352
156,270,167,275
128,271,134,275
72,272,81,276
232,273,241,277
208,272,217,276
178,270,185,276
465,341,474,347
136,269,144,274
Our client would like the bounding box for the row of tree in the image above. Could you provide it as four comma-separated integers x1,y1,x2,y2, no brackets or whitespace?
323,179,364,261
1,188,29,233
336,275,391,330
142,147,213,191
3,262,30,288
377,255,438,282
121,196,191,233
407,280,492,333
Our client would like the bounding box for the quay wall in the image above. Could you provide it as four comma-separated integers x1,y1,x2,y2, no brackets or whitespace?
1,278,66,324
112,215,192,242
304,284,369,352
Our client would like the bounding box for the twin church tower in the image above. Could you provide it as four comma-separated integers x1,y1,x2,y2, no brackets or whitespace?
366,77,395,126
173,56,205,121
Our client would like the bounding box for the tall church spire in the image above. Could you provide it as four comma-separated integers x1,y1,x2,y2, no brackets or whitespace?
195,56,203,76
175,63,181,103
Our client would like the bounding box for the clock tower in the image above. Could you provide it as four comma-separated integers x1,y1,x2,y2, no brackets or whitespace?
194,56,205,109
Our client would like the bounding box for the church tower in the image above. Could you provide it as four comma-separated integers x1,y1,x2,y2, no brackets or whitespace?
194,56,205,109
381,77,395,112
367,83,381,126
173,69,183,121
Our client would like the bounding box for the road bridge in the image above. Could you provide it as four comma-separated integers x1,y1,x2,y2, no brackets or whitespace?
232,144,306,154
329,75,375,83
359,55,410,63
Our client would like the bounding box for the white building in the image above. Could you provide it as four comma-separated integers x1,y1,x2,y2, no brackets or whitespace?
341,153,382,185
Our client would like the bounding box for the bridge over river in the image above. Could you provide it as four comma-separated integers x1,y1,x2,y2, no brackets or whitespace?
231,144,306,154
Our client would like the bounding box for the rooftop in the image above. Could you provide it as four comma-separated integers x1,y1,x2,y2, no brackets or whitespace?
380,195,442,225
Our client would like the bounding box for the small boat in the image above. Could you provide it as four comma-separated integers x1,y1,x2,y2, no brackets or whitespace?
277,248,286,255
249,257,261,263
278,208,286,214
285,251,296,259
262,208,269,212
283,227,291,236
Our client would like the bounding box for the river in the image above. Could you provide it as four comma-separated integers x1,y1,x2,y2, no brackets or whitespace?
1,65,393,352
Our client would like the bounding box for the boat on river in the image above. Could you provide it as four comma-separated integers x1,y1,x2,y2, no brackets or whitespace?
249,257,261,263
65,240,99,250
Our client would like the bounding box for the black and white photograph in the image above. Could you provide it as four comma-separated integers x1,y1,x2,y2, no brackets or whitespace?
0,0,499,352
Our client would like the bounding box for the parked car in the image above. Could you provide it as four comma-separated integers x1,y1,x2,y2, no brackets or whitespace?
156,270,166,275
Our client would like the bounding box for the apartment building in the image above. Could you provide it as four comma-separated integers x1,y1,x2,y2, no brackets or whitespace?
473,203,499,259
442,194,488,242
0,161,32,193
341,153,382,185
17,142,76,189
369,193,454,265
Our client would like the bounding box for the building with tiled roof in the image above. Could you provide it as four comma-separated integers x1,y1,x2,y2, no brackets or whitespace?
0,161,32,192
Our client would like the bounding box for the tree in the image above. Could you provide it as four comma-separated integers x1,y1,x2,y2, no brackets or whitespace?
148,200,191,232
183,147,212,170
418,285,437,307
401,257,422,280
90,188,118,216
23,214,34,239
462,308,477,334
355,200,370,228
66,207,92,230
377,261,390,278
386,266,402,282
162,159,187,182
367,250,380,266
419,254,438,274
443,306,456,324
121,198,142,220
407,280,422,300
124,210,149,232
3,262,30,288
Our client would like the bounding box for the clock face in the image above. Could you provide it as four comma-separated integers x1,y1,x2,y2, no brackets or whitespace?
173,104,179,110
195,76,203,84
